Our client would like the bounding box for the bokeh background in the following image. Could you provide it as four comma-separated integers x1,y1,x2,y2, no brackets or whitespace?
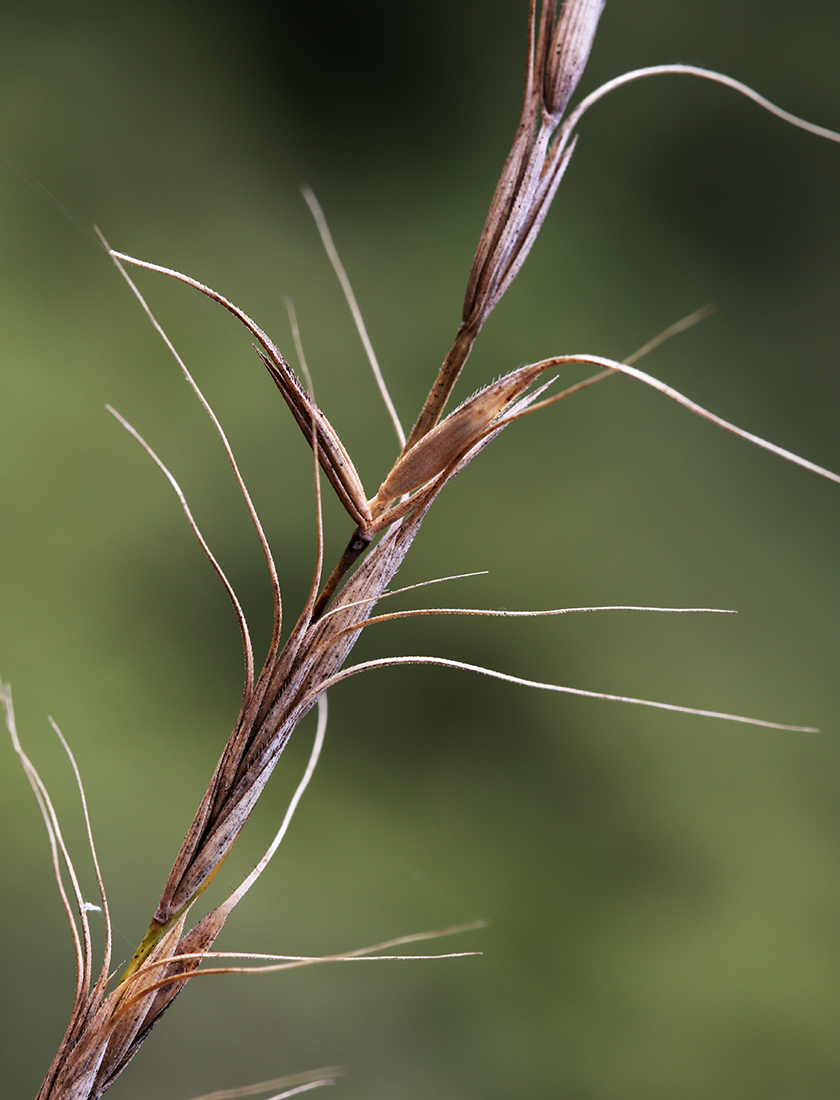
1,2,839,1098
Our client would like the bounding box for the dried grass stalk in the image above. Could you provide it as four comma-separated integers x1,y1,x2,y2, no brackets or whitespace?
6,2,839,1098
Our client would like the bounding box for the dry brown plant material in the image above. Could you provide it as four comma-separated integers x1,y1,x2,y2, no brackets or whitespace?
4,2,839,1098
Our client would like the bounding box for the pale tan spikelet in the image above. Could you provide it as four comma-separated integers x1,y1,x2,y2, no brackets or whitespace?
371,361,552,515
405,0,605,450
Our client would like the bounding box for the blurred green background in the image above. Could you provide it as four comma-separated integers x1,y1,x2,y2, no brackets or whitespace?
2,2,839,1098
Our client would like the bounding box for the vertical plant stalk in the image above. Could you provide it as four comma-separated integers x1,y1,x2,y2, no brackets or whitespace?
9,2,839,1098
